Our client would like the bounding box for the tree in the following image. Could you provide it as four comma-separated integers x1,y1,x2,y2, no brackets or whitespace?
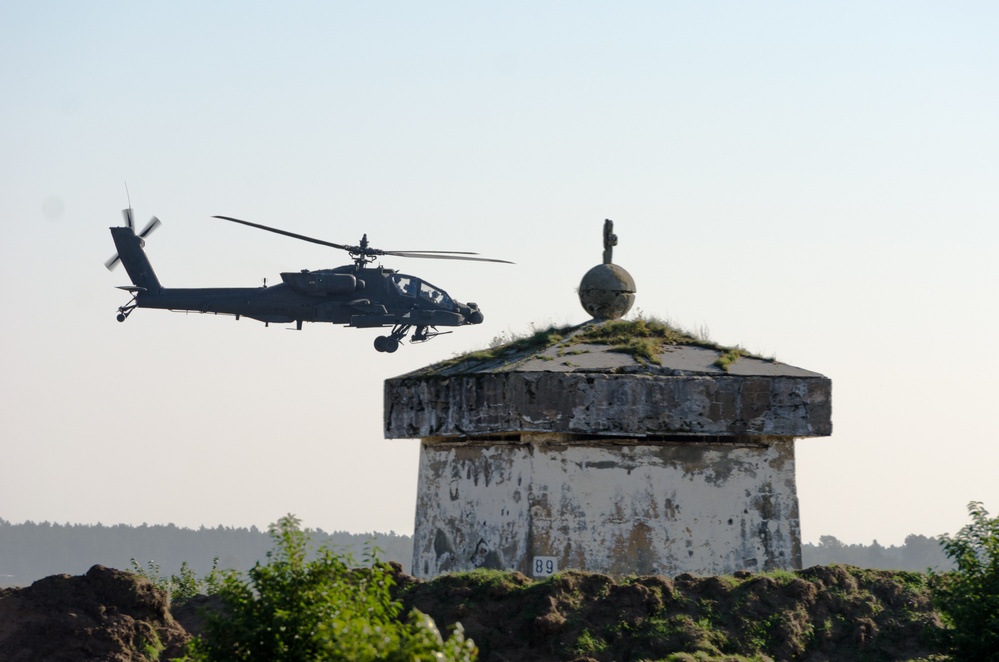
185,514,476,662
903,533,952,571
932,501,999,661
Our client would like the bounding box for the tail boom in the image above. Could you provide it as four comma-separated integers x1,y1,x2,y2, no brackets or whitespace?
109,226,162,292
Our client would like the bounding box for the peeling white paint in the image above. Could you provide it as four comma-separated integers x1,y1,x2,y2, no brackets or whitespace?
412,437,801,579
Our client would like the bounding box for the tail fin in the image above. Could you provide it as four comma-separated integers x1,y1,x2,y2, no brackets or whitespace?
109,226,162,292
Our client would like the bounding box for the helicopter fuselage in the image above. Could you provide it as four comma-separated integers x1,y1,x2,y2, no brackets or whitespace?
109,225,484,349
132,267,472,326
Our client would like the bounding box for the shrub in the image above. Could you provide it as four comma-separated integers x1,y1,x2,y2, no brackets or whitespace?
130,557,223,602
932,501,999,661
185,514,476,662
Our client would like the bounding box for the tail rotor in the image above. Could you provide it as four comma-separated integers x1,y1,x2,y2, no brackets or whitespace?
105,209,161,270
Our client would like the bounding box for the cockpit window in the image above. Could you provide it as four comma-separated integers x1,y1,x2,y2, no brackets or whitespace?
418,280,454,309
393,274,454,309
391,274,416,297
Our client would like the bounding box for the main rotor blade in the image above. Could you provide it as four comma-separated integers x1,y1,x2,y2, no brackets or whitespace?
381,249,480,255
213,215,513,263
384,252,514,264
213,215,351,251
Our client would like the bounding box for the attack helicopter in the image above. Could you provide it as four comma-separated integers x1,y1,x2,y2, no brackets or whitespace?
106,209,511,352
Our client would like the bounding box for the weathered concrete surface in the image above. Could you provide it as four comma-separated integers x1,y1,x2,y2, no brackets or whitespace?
413,436,801,579
386,372,831,439
388,321,831,579
385,330,832,440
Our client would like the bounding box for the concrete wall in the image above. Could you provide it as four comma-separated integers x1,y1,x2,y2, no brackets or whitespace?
413,435,801,579
386,372,832,439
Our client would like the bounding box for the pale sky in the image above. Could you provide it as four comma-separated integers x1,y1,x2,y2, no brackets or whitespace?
1,2,997,547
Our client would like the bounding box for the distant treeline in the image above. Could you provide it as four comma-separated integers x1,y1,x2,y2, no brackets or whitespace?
802,534,953,572
0,518,413,588
0,518,953,588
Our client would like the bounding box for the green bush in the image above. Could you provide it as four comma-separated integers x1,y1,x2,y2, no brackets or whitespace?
130,557,223,602
932,501,999,661
184,514,476,662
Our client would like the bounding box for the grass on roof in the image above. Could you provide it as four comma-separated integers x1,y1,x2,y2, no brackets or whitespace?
428,316,761,372
574,318,722,366
427,324,577,371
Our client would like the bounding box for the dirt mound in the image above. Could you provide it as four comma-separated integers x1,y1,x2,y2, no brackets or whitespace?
399,565,945,662
0,564,945,661
0,564,189,661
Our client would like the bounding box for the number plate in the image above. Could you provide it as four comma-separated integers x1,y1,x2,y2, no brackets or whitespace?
532,556,558,577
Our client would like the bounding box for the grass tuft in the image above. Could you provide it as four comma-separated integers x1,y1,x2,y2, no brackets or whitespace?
574,317,723,365
714,347,746,372
431,324,576,370
427,316,765,373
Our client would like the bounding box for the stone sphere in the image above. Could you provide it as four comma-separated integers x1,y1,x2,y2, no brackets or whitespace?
578,263,636,320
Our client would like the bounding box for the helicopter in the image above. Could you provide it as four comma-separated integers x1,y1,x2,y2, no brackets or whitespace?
106,209,512,352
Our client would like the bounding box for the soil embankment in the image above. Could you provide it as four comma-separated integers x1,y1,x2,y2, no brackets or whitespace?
0,565,188,661
0,564,945,661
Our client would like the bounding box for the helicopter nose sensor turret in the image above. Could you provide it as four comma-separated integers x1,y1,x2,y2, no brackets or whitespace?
464,303,484,324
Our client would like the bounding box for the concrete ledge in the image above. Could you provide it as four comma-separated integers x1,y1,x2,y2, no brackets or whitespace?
385,371,832,439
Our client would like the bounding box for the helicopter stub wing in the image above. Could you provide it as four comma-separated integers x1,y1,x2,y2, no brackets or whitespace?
348,314,397,328
346,300,389,314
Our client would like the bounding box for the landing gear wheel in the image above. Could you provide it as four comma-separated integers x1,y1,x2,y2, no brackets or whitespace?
115,296,137,323
374,323,412,352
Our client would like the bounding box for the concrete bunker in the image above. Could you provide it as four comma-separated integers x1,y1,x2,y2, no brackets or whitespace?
383,222,831,579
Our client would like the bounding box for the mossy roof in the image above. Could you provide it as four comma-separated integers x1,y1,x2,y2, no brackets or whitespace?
404,319,825,379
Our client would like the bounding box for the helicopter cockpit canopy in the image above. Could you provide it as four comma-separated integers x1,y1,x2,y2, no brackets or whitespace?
391,274,455,310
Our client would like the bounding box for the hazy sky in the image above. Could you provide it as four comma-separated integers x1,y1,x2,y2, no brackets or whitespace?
2,2,997,547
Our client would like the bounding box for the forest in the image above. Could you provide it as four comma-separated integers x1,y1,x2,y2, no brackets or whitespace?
0,517,952,588
0,518,412,587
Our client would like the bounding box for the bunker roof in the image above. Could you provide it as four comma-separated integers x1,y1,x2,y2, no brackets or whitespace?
401,319,823,379
385,319,832,440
